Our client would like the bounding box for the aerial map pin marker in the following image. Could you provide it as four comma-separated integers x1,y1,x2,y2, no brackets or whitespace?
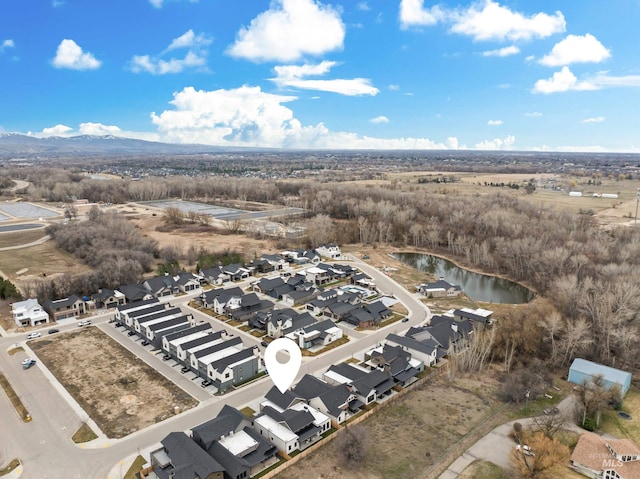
264,338,302,393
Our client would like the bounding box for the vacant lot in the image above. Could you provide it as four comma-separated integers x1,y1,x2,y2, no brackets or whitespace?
275,373,504,479
30,327,198,438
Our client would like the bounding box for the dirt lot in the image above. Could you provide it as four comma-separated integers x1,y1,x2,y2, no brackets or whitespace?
274,372,504,479
29,327,198,438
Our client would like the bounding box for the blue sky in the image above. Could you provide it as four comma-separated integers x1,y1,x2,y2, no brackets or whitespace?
1,0,639,151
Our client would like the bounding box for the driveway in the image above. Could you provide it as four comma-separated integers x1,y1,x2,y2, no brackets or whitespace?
438,395,579,478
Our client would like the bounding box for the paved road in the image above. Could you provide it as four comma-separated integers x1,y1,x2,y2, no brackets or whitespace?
0,257,430,479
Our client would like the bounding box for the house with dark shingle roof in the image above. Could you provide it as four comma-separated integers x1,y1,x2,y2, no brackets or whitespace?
416,279,462,297
192,405,278,479
266,311,317,339
226,293,273,322
199,266,231,286
206,346,260,392
293,374,360,424
143,275,179,297
43,295,86,322
254,404,327,453
174,271,202,293
118,283,154,303
285,319,343,349
90,288,125,310
323,362,396,405
150,431,225,479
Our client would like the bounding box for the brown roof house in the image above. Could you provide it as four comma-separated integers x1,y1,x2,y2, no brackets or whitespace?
571,431,640,479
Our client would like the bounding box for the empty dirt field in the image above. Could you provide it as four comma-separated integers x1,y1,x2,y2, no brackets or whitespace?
274,373,505,479
29,327,198,438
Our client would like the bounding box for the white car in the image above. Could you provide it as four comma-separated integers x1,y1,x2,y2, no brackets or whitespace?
78,320,92,327
26,332,41,339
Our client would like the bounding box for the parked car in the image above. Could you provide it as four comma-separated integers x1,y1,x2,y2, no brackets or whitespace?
201,380,211,388
47,329,60,335
181,366,190,373
22,358,36,369
141,340,149,346
78,320,92,327
26,332,41,340
402,318,409,323
261,341,269,347
162,354,171,361
127,330,136,336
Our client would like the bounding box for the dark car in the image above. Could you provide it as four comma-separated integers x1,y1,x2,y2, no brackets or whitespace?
181,366,190,373
127,331,136,336
47,328,60,334
402,318,409,323
141,340,149,346
162,354,171,361
201,380,211,388
261,341,269,347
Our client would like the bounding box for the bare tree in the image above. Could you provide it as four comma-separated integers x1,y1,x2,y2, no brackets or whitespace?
510,431,570,478
334,424,369,469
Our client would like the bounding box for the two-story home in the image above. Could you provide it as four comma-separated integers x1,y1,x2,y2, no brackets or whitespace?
43,295,86,322
11,298,50,327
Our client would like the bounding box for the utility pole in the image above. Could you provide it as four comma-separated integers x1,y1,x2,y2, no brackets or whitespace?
635,188,640,226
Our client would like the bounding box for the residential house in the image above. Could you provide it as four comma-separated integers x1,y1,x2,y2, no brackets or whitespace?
133,306,183,333
254,405,325,453
221,263,252,282
191,405,278,479
281,249,320,265
316,243,342,259
252,277,287,299
174,271,203,293
451,308,493,326
11,298,50,327
175,330,229,363
143,275,179,298
260,254,287,271
416,279,462,298
285,319,343,350
143,314,195,347
43,295,86,322
266,311,317,339
364,344,423,385
200,266,231,286
246,258,274,274
118,283,155,303
225,293,273,322
206,346,260,392
162,323,214,359
384,333,441,368
351,272,376,290
293,374,360,425
115,300,165,328
91,288,125,310
189,336,243,375
281,286,319,307
150,431,225,479
570,431,640,479
323,362,396,405
207,287,244,315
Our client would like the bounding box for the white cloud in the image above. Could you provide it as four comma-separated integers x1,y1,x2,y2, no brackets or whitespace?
357,2,370,11
52,0,66,7
487,119,503,126
78,122,122,135
475,135,516,150
271,61,379,96
227,0,345,62
580,116,605,124
399,0,444,29
540,34,610,66
166,29,211,52
150,85,512,150
42,124,73,136
52,39,101,70
586,72,640,88
370,116,389,123
533,66,596,93
1,39,15,52
149,0,163,7
388,84,400,91
525,111,542,117
130,30,210,75
482,45,520,57
450,1,565,42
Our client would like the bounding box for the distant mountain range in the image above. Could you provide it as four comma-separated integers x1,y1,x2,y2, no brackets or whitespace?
0,133,235,157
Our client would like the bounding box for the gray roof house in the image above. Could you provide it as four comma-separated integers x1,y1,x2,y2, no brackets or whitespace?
150,431,224,479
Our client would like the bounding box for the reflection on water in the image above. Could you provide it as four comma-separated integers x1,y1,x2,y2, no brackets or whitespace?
393,253,534,304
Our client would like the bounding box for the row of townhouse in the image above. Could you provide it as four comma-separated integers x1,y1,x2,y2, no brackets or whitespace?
115,300,260,392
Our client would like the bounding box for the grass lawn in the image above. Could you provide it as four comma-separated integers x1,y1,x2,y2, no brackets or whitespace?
72,422,98,443
599,386,640,444
123,455,147,479
0,229,46,248
458,460,510,479
0,241,90,280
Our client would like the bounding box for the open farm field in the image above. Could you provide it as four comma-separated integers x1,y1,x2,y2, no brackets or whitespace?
274,373,505,479
0,241,90,281
0,228,46,248
29,327,198,438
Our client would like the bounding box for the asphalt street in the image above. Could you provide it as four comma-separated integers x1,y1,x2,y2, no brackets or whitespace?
0,257,430,479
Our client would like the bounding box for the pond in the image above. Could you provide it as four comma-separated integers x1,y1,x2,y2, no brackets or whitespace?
392,252,534,304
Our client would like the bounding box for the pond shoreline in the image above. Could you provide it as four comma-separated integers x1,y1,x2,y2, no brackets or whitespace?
392,251,534,304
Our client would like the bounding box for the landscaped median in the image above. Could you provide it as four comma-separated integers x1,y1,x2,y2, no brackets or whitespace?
0,372,31,422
